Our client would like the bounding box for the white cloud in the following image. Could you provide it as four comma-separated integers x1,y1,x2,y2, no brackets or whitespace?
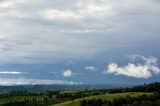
0,78,80,86
40,9,82,20
105,55,160,79
62,69,73,77
39,3,112,20
85,66,97,72
0,0,25,8
0,71,24,74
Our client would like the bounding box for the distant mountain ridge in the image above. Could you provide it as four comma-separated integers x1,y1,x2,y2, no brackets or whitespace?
0,84,129,93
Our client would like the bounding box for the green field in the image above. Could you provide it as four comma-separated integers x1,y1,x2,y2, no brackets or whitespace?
52,92,153,106
0,95,48,105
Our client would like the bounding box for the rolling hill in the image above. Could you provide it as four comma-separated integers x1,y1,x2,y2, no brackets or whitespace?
52,92,153,106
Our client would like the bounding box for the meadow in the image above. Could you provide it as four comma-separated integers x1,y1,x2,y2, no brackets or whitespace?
53,92,153,106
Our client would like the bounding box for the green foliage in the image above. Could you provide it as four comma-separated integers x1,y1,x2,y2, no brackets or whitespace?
53,92,153,106
0,82,160,106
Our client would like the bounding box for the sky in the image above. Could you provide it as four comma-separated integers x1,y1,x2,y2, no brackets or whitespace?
0,0,160,85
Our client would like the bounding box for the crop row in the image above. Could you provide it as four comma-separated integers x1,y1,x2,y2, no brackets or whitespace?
0,96,48,105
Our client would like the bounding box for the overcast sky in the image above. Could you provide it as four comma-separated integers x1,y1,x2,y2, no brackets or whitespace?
0,0,160,85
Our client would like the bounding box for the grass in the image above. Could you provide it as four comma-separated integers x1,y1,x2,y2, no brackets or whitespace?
52,92,153,106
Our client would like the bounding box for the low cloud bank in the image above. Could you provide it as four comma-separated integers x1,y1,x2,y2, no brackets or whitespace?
0,78,80,86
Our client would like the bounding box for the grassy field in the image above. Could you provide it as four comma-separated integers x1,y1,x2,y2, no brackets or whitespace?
52,92,153,106
0,95,48,105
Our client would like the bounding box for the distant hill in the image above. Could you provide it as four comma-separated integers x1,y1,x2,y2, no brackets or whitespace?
0,84,127,93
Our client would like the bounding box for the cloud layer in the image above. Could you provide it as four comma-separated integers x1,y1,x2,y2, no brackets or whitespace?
106,55,160,79
0,0,159,64
0,0,160,84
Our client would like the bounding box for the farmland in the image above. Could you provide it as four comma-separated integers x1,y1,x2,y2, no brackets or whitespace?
0,82,159,106
0,95,49,105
